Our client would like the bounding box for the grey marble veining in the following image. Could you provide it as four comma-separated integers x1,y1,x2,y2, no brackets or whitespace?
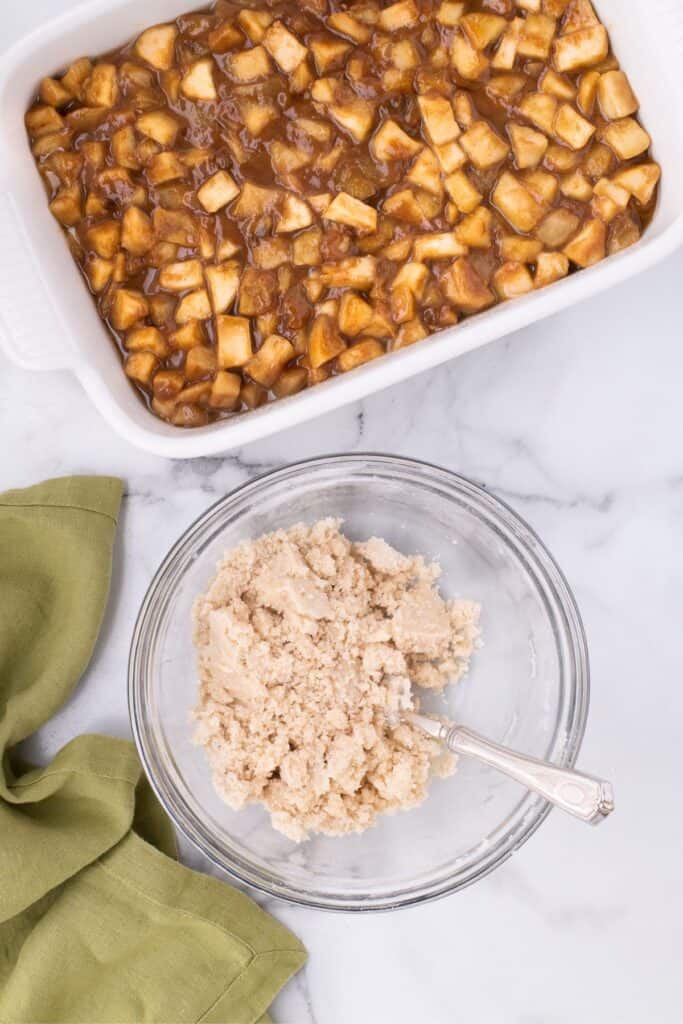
4,6,683,1021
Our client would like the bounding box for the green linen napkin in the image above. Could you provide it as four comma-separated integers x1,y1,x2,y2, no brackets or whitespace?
0,477,306,1024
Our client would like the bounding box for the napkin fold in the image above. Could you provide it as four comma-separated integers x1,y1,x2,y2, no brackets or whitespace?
0,477,306,1024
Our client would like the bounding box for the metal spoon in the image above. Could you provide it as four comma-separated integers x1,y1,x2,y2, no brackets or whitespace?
407,711,614,825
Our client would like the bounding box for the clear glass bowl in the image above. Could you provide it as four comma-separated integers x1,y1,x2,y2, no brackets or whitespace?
129,455,589,911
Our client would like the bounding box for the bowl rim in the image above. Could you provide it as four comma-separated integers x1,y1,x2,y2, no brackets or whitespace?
128,453,590,912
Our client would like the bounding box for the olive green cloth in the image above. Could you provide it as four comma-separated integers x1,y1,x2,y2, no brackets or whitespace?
0,477,306,1024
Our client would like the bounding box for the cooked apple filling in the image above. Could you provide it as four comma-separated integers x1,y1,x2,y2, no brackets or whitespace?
27,0,660,427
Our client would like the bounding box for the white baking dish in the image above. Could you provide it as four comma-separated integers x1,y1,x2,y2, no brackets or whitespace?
0,0,681,459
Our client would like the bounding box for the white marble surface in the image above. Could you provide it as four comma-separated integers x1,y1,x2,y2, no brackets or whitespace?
4,5,683,1021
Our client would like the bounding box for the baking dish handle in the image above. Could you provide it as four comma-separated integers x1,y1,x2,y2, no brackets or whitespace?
0,191,77,372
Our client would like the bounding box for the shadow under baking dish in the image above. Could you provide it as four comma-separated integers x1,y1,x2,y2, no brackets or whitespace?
128,454,588,911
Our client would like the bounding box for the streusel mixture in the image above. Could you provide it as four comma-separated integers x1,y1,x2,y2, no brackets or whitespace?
192,519,479,841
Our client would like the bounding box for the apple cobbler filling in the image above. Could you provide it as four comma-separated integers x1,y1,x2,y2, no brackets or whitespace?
26,0,660,428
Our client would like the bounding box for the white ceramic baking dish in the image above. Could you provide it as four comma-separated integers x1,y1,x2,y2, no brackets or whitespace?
0,0,681,459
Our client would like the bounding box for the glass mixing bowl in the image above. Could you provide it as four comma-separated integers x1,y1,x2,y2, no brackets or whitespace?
129,455,589,911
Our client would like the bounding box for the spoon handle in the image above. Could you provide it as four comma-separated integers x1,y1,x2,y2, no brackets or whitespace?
443,725,614,825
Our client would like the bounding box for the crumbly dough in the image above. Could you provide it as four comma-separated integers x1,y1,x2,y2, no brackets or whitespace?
192,520,480,842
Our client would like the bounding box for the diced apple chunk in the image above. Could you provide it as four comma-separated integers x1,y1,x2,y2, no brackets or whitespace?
461,13,506,50
554,103,595,149
576,70,600,115
111,289,149,330
488,73,528,102
324,193,377,233
407,148,443,196
535,251,570,288
147,152,186,185
276,194,314,233
553,25,608,72
455,206,492,248
153,208,197,246
237,9,273,42
493,261,534,299
61,58,93,100
40,77,72,108
49,186,82,227
492,171,546,232
436,1,464,27
379,0,419,32
217,315,252,368
591,177,630,222
519,92,557,134
308,314,346,367
124,325,167,358
337,339,384,372
536,207,581,247
184,344,217,380
339,292,374,336
170,321,206,350
394,261,429,294
209,371,242,409
311,36,352,74
393,318,429,349
602,118,650,161
544,142,580,173
119,206,153,255
293,227,323,266
208,22,244,53
559,169,593,201
460,121,509,168
329,100,376,143
263,21,307,72
562,0,599,31
197,171,240,213
517,14,556,59
205,261,241,313
413,232,467,261
136,111,180,146
540,69,576,101
176,289,212,323
508,124,548,169
434,141,467,173
418,94,460,146
444,170,482,213
83,64,119,108
451,33,489,80
370,119,423,161
563,218,606,266
597,71,638,120
327,12,371,43
112,126,140,170
86,256,113,292
612,163,660,206
320,256,376,289
135,24,178,70
26,106,64,138
246,334,294,387
228,46,272,82
443,257,495,312
492,18,522,70
125,351,158,386
86,219,121,258
383,189,428,225
499,235,543,262
159,259,204,292
152,370,184,400
270,366,306,398
181,59,217,101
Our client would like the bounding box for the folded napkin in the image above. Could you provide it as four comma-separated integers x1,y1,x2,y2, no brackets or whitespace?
0,477,306,1024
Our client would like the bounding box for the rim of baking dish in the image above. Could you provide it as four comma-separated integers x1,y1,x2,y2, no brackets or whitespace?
128,454,589,911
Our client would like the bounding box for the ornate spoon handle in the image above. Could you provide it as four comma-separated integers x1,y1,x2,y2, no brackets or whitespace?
407,714,614,825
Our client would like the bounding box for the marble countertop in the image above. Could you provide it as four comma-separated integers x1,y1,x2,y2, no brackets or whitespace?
4,5,683,1021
